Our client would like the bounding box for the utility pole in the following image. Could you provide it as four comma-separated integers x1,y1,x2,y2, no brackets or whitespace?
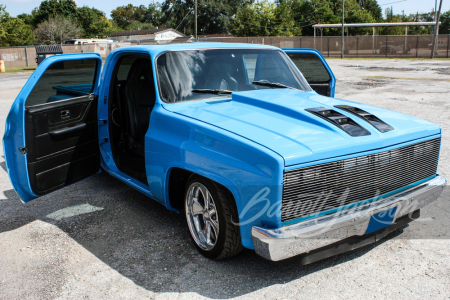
431,0,443,59
341,0,344,59
435,0,438,21
433,0,437,34
194,0,198,39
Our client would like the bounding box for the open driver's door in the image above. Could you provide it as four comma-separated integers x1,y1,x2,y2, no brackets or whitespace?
282,49,336,97
3,53,102,202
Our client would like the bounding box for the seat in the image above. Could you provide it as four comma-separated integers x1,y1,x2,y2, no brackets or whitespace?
204,62,238,91
124,58,156,156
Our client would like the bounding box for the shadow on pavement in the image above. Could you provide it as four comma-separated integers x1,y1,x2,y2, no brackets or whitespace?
0,172,414,299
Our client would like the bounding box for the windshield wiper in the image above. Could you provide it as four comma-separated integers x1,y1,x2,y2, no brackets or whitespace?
251,80,299,90
191,89,234,95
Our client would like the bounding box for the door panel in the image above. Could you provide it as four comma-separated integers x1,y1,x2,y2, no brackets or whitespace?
3,53,102,202
27,98,97,158
282,49,336,97
25,96,99,195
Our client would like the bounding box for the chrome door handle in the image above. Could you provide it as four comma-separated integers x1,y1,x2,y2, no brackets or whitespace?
61,110,70,118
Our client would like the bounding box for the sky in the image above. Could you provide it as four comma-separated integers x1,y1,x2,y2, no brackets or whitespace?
1,0,449,19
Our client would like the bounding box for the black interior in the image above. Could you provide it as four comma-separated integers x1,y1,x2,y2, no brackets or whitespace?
201,59,244,91
109,54,156,183
25,95,100,195
286,52,332,97
309,83,331,97
157,52,258,103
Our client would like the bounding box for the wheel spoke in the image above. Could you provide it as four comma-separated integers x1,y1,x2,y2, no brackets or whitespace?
209,219,219,237
199,186,211,211
192,198,204,215
193,215,202,232
204,190,211,211
208,206,216,217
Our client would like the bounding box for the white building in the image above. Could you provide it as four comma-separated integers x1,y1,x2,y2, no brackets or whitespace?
107,28,185,42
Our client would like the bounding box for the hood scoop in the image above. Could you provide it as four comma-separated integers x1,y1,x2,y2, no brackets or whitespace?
206,99,232,105
335,105,394,133
305,107,371,137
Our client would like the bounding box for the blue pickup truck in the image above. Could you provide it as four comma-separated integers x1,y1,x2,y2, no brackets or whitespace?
3,43,445,263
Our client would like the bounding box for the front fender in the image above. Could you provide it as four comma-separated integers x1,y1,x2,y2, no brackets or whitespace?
145,106,285,249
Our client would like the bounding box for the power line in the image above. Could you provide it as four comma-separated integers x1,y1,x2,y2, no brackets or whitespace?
175,7,193,30
379,0,408,6
163,1,184,28
163,3,175,19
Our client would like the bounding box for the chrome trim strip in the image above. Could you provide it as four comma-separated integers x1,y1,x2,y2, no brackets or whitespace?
252,175,446,261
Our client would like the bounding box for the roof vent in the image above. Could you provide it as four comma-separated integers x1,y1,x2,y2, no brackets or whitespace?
335,105,394,133
305,107,371,137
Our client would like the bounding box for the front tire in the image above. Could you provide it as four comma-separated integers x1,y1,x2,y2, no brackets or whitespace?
184,175,243,259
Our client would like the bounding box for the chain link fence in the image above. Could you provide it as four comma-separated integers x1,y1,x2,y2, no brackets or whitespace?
200,35,450,59
1,35,449,68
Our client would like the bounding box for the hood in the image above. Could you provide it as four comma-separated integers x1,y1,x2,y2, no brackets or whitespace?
162,89,441,167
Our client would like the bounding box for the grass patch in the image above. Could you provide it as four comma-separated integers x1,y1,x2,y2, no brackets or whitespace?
1,66,37,74
364,76,450,81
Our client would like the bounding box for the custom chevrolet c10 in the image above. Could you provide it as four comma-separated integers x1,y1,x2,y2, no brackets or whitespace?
3,43,446,263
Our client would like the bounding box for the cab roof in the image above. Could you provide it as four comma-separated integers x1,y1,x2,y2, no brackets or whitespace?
113,42,280,57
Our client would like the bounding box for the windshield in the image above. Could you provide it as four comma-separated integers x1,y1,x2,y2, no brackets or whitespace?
156,49,311,103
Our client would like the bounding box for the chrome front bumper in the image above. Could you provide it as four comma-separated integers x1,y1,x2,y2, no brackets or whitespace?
252,175,447,261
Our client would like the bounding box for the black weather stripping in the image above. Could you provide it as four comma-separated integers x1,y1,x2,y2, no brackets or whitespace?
335,105,394,133
305,107,371,137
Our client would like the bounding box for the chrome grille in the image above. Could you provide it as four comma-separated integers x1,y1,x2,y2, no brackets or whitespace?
282,138,441,223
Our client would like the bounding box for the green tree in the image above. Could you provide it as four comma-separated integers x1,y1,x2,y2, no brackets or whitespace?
34,0,78,25
379,14,405,35
133,5,148,23
102,21,123,36
142,3,163,26
17,13,35,26
439,10,450,34
159,0,252,35
111,3,161,28
126,21,155,31
77,6,111,37
111,4,136,28
231,0,300,36
0,5,8,43
158,1,193,32
358,0,382,21
378,11,435,35
277,0,376,36
0,5,7,35
0,5,36,46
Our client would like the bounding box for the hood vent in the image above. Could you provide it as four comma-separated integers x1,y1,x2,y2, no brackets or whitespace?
335,105,394,133
305,107,371,137
206,99,232,104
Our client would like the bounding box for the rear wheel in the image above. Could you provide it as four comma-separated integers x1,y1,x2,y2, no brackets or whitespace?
184,175,243,259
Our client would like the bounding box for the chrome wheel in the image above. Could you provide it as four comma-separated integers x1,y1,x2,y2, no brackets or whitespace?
185,182,219,251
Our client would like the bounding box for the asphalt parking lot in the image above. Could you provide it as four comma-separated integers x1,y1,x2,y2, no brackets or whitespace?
0,59,449,299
